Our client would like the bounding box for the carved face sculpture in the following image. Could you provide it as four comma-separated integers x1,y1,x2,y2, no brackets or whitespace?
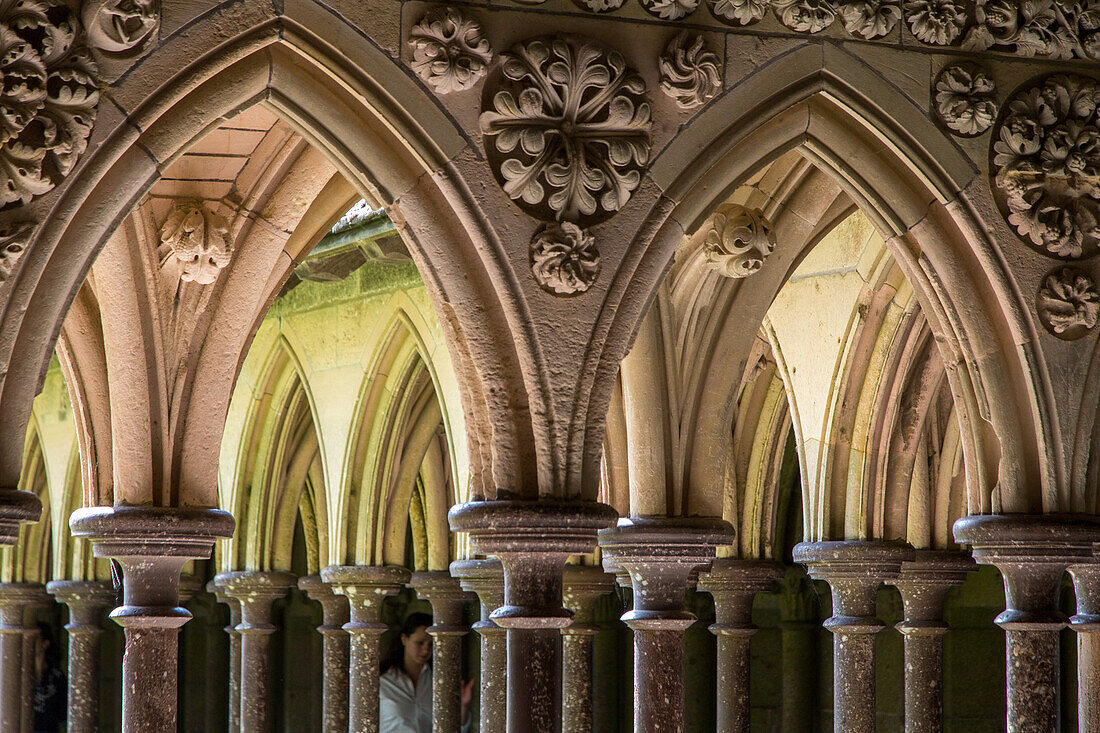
85,0,159,54
160,203,232,285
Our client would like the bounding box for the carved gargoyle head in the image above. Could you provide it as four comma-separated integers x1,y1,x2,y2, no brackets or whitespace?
159,201,232,285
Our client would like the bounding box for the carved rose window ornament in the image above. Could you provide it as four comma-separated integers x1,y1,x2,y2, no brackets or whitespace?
934,63,998,136
409,7,492,94
83,0,160,56
530,222,601,295
159,202,233,285
479,35,652,225
992,74,1100,259
659,32,722,110
1037,266,1100,339
703,203,777,278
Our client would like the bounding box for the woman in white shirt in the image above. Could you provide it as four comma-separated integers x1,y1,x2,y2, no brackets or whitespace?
379,612,473,733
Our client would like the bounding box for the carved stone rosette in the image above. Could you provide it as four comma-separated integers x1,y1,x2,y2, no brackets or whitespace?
992,74,1100,259
708,0,769,25
408,7,492,94
659,32,722,110
905,0,967,45
1036,266,1099,339
703,203,777,278
159,201,233,285
772,0,838,33
641,0,700,21
934,63,997,136
530,222,600,296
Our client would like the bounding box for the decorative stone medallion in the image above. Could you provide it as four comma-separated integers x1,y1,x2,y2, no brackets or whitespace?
530,222,600,295
480,35,652,226
0,221,33,282
574,0,627,11
772,0,838,33
641,0,700,21
0,0,99,209
992,74,1100,259
409,7,492,94
160,202,233,285
1036,266,1099,339
708,0,769,25
659,32,722,110
703,203,776,278
840,1,902,39
934,63,998,136
905,0,967,45
83,0,160,56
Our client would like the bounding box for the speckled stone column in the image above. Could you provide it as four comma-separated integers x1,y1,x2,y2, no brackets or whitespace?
219,571,296,733
208,580,243,733
321,565,410,733
450,501,618,733
697,559,784,733
19,589,48,733
46,580,116,733
0,584,47,733
776,570,816,733
70,506,234,733
889,550,975,733
1070,557,1100,733
409,571,474,733
954,514,1098,733
561,565,614,733
299,575,351,733
793,540,913,733
451,558,505,733
599,517,734,733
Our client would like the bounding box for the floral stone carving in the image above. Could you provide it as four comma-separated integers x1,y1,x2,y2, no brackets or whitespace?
934,64,997,136
160,202,233,285
0,0,99,208
530,222,600,295
659,32,722,110
703,203,777,278
409,7,492,94
963,0,1100,60
708,0,768,25
641,0,700,21
83,0,160,56
574,0,626,12
905,0,967,45
1037,266,1099,339
0,221,33,282
993,74,1100,259
840,1,902,39
480,36,651,225
773,0,838,33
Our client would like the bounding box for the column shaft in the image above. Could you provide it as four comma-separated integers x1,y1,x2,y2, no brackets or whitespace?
206,582,243,733
0,584,47,733
299,575,351,733
561,565,613,733
452,559,505,733
901,633,944,733
409,571,473,733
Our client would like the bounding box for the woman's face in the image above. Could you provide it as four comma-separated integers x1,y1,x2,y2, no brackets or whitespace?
402,626,432,667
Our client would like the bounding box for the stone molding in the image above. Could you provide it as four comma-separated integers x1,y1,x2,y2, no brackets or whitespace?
698,558,785,630
792,540,913,630
0,490,43,546
890,549,975,634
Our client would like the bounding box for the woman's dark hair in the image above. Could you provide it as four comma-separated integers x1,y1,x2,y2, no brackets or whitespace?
381,612,433,674
36,622,61,668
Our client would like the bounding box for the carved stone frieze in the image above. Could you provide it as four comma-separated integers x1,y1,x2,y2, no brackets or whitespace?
772,0,837,33
641,0,700,21
703,203,776,278
575,0,627,11
840,1,902,39
1037,266,1099,339
905,0,967,45
659,32,722,110
992,74,1100,259
963,0,1100,60
934,63,997,136
0,221,32,282
0,0,99,209
708,0,769,25
409,7,492,94
83,0,160,56
480,35,651,225
530,222,600,295
160,201,233,285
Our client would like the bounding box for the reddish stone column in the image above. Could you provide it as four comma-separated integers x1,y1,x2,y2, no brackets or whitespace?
451,558,505,733
207,580,243,733
321,565,410,733
450,501,618,733
561,565,614,733
697,559,784,733
1070,558,1100,733
0,584,47,733
219,571,296,733
599,517,734,733
46,580,116,733
793,540,913,733
954,514,1097,733
70,506,233,733
409,571,474,733
299,575,351,733
889,550,974,733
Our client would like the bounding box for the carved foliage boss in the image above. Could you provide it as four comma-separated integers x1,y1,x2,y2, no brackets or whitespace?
409,7,492,93
704,203,777,278
160,201,233,285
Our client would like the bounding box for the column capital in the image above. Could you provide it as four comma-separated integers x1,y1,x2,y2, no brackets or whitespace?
298,575,350,630
563,564,614,627
0,489,41,545
321,564,409,626
178,574,204,606
451,558,505,634
1070,559,1100,627
0,583,49,626
46,580,115,627
408,569,474,628
890,549,975,636
216,571,296,631
793,540,913,631
698,558,784,631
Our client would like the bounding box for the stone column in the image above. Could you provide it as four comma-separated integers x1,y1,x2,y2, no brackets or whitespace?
561,565,615,733
450,500,618,733
793,540,913,733
207,580,243,733
889,550,975,733
409,571,474,733
954,515,1098,733
0,584,47,733
599,517,734,733
70,506,234,733
19,592,49,733
451,558,505,733
1070,557,1100,733
218,571,296,733
776,570,816,733
46,580,116,733
0,490,40,547
299,575,351,733
697,559,784,733
321,565,410,733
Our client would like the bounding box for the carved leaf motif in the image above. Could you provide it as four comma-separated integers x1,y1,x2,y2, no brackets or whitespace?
993,74,1100,259
83,0,159,56
160,201,233,285
963,0,1099,59
773,0,838,32
1037,266,1100,338
574,0,627,12
530,222,600,295
0,220,33,282
703,203,777,278
659,32,723,110
934,63,998,136
409,7,492,94
904,0,967,44
839,1,902,39
709,0,769,24
480,36,651,224
641,0,700,20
